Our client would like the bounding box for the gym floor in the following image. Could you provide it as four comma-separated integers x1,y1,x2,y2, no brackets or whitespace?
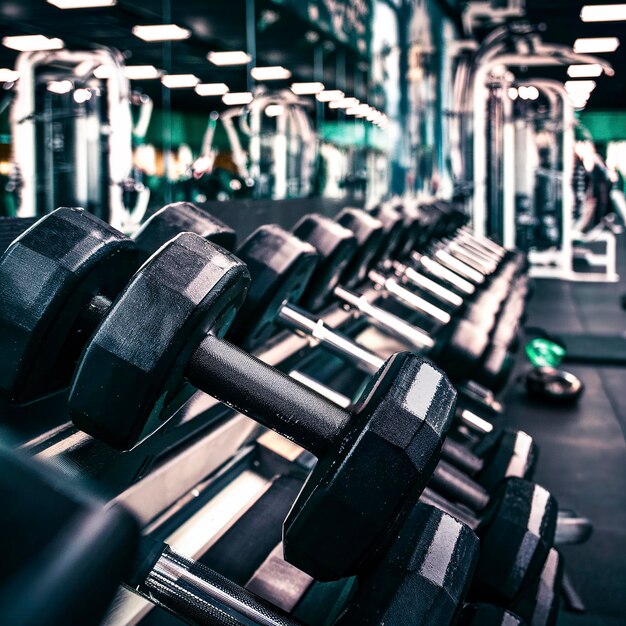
503,237,626,625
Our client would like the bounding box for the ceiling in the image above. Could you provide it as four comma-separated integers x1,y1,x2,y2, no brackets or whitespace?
0,0,623,114
523,0,626,110
0,0,369,114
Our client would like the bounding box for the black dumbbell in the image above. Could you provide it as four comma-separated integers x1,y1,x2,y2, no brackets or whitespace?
0,441,138,626
421,477,557,606
333,503,479,625
0,202,235,404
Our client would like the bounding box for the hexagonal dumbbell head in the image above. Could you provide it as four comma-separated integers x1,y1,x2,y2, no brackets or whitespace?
292,214,358,312
227,224,318,350
69,233,250,449
283,355,457,581
133,202,236,260
335,208,385,288
474,478,558,604
335,503,479,625
0,207,137,402
510,547,561,626
369,203,405,267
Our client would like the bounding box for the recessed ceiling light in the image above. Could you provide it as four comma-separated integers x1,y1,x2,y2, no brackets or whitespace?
3,35,64,51
581,3,626,22
124,65,161,80
132,24,191,42
265,104,284,117
47,0,116,8
161,74,199,88
222,92,253,105
47,79,73,94
94,64,114,79
250,66,291,80
195,82,229,96
290,82,324,95
329,97,360,109
316,89,344,102
207,51,251,66
567,64,603,78
573,37,620,53
565,80,597,94
0,68,19,82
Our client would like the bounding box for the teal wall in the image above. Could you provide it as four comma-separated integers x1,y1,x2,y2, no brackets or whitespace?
579,111,626,142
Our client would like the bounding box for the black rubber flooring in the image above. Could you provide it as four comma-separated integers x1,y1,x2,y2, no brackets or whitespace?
503,238,626,624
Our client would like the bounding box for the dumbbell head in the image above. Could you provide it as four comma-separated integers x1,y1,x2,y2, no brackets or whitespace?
392,201,422,261
284,354,456,580
369,203,404,266
336,208,385,288
228,224,318,350
510,547,561,626
0,443,138,626
292,213,358,312
133,202,236,260
473,478,558,604
70,233,250,449
0,207,137,403
335,503,479,625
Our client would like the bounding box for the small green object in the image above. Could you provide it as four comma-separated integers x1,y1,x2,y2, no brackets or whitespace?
525,338,566,368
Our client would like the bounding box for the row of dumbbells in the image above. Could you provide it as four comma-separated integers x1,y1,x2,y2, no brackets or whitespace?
0,200,557,625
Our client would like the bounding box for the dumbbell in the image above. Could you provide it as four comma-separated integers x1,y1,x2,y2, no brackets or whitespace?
0,202,235,404
0,441,138,626
420,477,557,607
224,222,534,483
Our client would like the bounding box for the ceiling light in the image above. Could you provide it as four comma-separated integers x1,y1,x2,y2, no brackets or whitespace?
161,74,199,88
581,3,626,21
355,104,372,117
73,88,92,103
346,106,360,115
565,80,597,94
508,87,518,100
526,86,539,100
250,66,291,81
207,51,251,66
47,80,73,94
3,35,64,51
0,68,19,82
265,104,284,117
47,0,116,7
329,97,360,109
367,109,381,122
132,24,191,42
316,89,344,102
290,82,324,95
567,64,603,78
195,82,229,96
94,64,114,79
573,37,620,53
222,92,253,105
124,65,161,80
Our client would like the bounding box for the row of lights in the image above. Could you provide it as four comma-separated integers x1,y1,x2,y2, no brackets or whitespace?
566,4,625,109
1,4,387,126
